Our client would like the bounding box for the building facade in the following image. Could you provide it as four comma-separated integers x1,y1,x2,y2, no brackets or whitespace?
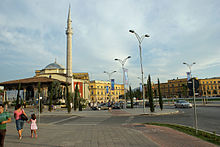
154,78,188,98
89,80,124,103
154,77,220,98
199,77,220,97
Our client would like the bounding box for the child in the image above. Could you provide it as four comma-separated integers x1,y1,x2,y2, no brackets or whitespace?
28,114,38,138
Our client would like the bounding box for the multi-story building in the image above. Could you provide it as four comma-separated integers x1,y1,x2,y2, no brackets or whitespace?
89,80,124,103
154,78,188,98
154,77,220,98
199,77,220,97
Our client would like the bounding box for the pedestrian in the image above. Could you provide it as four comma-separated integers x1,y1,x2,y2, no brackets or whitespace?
0,104,11,147
14,104,28,140
27,114,38,138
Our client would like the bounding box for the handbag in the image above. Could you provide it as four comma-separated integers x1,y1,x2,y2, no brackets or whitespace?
20,113,28,121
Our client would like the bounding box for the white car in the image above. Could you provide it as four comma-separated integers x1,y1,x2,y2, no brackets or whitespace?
175,100,193,108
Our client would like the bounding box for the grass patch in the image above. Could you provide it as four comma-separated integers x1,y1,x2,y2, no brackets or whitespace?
146,122,220,145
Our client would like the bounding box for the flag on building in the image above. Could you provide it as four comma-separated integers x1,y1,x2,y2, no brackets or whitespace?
186,72,191,81
111,79,115,90
124,68,129,86
140,83,142,92
106,86,109,93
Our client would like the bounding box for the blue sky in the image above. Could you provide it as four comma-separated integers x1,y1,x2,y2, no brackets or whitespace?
0,0,220,88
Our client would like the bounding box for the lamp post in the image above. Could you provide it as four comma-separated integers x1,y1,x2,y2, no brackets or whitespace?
104,71,116,102
129,30,150,113
137,76,146,108
115,56,131,109
183,62,198,134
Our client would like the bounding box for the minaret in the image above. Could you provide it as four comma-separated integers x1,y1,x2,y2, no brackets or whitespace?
66,5,73,91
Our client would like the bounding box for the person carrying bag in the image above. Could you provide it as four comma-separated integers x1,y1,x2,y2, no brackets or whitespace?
14,104,28,140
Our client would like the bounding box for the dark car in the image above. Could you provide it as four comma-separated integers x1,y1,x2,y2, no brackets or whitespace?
112,103,121,109
145,102,156,107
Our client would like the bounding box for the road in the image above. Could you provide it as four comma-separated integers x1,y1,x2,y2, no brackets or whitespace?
4,105,219,147
37,105,220,134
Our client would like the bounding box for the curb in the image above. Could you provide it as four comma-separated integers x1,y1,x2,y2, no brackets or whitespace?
139,110,180,116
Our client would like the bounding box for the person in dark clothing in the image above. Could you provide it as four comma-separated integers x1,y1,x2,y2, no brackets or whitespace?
0,104,11,147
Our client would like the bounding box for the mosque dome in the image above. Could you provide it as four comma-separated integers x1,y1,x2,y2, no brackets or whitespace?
44,60,65,70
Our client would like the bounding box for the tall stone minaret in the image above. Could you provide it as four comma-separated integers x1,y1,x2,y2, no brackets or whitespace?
66,5,73,91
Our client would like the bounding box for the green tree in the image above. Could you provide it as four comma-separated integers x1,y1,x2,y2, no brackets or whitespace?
48,83,53,112
37,82,43,113
182,84,188,98
158,78,163,110
147,75,154,112
66,84,71,113
48,81,62,110
74,83,79,111
79,97,83,111
133,88,141,100
52,81,62,101
16,83,21,105
129,86,134,108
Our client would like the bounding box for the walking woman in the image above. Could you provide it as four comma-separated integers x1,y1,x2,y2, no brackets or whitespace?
14,104,28,140
0,104,11,147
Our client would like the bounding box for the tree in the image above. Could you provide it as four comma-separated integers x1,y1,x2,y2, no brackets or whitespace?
16,83,21,105
147,75,154,112
37,82,43,113
66,84,71,113
48,82,54,112
48,81,62,111
182,84,188,98
74,83,79,111
129,86,134,108
52,81,62,101
158,78,163,110
133,88,141,100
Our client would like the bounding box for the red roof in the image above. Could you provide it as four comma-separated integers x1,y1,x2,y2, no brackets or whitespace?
0,77,66,86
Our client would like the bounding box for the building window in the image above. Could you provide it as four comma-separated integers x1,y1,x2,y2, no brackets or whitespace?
98,92,99,95
207,81,208,84
211,81,212,84
91,91,93,95
214,81,216,84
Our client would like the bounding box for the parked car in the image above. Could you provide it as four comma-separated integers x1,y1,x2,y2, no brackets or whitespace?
112,103,121,109
175,100,192,108
97,103,109,110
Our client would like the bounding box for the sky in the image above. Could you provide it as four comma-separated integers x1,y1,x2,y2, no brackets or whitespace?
0,0,220,88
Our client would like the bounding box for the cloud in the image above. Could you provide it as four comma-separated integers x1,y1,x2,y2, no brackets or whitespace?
0,0,220,88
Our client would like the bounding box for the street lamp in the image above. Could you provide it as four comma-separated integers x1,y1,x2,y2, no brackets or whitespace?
129,29,150,113
104,71,116,102
183,62,198,134
115,56,131,109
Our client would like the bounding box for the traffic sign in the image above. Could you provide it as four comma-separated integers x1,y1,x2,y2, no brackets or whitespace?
187,78,199,90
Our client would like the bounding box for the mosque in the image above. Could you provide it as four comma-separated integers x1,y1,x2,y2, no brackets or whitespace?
0,7,90,103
